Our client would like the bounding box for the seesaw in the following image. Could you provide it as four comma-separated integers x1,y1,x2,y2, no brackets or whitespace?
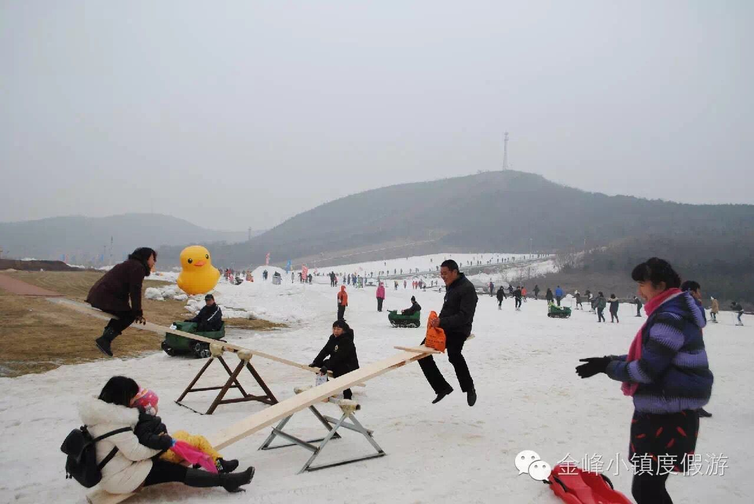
48,298,317,373
48,298,369,415
85,345,440,504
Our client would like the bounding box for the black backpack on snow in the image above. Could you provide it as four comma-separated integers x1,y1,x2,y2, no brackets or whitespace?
60,425,130,488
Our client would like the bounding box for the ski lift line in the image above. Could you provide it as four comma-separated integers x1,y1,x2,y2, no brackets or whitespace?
46,297,321,375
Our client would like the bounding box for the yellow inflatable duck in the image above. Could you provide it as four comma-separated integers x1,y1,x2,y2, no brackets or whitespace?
177,245,221,295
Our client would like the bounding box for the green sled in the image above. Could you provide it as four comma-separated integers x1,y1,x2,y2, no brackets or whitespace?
388,310,421,328
161,321,226,358
547,303,572,319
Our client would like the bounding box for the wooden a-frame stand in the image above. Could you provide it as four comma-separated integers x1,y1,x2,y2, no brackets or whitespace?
176,344,278,415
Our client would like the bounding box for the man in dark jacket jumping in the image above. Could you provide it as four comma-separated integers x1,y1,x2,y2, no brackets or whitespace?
86,247,156,357
186,294,223,332
419,260,478,406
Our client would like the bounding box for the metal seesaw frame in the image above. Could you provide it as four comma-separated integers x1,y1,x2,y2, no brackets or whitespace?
259,397,385,474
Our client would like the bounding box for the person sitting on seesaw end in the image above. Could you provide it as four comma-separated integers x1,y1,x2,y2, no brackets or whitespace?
309,320,360,400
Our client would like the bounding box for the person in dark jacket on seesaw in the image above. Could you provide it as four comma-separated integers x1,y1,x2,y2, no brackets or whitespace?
87,247,157,357
309,320,360,400
419,260,479,407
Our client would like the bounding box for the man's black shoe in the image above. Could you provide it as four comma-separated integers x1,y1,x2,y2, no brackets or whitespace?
467,388,477,407
431,387,453,404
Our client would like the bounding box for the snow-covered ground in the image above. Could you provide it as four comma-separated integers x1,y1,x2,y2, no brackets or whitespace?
1,270,750,503
306,253,548,277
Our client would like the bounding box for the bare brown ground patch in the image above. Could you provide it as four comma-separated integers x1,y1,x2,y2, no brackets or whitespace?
0,271,284,377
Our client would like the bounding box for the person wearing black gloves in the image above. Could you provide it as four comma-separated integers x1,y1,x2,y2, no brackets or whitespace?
418,260,479,406
575,258,713,504
310,320,360,400
185,294,223,332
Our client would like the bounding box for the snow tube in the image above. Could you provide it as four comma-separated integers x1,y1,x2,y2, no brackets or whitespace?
547,464,632,504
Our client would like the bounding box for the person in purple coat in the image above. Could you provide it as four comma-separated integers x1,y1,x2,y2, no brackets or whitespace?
576,258,713,504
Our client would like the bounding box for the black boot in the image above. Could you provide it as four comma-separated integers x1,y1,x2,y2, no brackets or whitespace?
216,458,239,473
431,386,453,404
184,466,254,492
95,327,119,357
698,408,712,418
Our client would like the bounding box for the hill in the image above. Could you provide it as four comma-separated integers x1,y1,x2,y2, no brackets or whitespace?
160,171,754,269
529,233,754,310
0,213,247,265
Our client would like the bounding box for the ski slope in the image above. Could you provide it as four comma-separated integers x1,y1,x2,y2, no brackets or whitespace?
1,264,750,503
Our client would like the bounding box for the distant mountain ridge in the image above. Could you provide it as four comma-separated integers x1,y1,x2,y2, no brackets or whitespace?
156,170,754,269
0,213,249,264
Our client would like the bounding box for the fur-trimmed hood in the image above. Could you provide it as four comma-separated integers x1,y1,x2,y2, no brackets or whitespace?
79,396,139,427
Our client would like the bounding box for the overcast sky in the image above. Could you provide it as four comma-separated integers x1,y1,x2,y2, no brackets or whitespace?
2,1,752,231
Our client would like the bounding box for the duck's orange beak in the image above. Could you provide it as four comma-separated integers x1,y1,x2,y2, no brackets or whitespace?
194,260,206,267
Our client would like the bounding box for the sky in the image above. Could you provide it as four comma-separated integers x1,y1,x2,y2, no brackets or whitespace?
1,0,752,231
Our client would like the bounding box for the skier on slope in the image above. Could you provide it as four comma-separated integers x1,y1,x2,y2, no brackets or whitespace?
710,296,719,323
595,292,607,323
513,286,523,310
731,301,745,326
496,286,506,309
574,290,583,310
609,294,620,323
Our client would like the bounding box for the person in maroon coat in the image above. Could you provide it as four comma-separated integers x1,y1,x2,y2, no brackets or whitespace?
86,247,157,356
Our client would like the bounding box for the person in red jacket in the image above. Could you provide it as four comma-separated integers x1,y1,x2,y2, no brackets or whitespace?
86,247,156,357
375,282,386,312
337,285,348,320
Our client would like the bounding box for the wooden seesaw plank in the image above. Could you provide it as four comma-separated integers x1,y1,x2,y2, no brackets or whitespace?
47,297,319,374
209,348,433,449
86,348,435,504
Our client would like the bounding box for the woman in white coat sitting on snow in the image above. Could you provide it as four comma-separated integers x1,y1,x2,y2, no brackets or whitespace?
79,376,254,495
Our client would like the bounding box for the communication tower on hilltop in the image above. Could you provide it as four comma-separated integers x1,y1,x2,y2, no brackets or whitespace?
502,131,509,171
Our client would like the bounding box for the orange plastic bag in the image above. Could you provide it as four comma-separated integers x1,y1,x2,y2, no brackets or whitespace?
424,311,446,352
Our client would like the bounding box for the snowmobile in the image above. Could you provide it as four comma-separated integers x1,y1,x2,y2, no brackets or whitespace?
162,321,226,358
388,310,421,328
547,464,632,504
548,303,572,319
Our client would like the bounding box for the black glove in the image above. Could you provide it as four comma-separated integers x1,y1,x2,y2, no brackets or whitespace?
159,434,174,450
576,356,611,379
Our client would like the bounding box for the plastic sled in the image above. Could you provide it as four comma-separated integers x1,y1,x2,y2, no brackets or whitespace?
162,321,226,358
388,310,421,328
547,464,632,504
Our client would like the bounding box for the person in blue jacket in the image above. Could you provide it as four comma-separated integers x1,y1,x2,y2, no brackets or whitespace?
555,286,564,306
